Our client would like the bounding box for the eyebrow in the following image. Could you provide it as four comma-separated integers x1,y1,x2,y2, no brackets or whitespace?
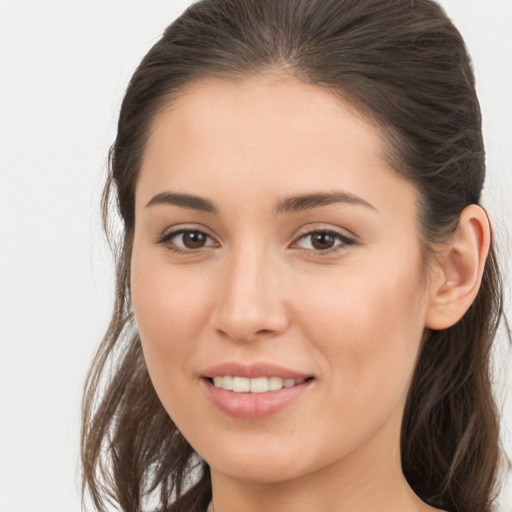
145,190,376,215
145,192,218,214
274,191,377,214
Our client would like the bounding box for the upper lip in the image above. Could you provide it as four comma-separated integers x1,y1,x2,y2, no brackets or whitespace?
201,361,312,380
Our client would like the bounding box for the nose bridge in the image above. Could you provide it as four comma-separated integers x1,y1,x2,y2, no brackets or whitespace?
213,238,288,341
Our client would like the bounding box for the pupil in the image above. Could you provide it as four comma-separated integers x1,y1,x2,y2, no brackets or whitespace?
312,233,335,250
183,231,206,249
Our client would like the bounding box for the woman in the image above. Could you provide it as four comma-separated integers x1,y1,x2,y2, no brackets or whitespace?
81,0,510,511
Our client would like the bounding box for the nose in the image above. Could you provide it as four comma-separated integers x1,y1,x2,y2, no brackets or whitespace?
211,245,290,343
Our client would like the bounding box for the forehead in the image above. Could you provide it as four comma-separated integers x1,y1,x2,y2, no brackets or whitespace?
145,74,385,161
137,74,417,220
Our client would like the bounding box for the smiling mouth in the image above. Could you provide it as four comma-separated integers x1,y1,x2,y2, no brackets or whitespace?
208,376,315,393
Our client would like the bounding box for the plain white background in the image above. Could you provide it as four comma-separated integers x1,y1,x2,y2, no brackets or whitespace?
0,1,510,511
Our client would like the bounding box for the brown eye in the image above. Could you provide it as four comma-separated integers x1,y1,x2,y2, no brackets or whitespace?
310,232,336,250
294,230,355,253
181,231,208,249
159,229,216,252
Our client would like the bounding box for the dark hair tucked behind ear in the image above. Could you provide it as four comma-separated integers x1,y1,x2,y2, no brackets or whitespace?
81,1,510,511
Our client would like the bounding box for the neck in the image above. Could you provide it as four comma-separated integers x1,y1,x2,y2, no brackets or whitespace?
209,419,439,512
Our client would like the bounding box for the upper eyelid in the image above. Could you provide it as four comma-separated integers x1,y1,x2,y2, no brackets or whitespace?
293,230,354,246
157,224,217,240
297,228,352,239
292,224,357,242
165,229,215,241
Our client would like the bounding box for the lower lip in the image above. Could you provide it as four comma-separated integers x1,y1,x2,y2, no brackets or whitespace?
202,378,313,420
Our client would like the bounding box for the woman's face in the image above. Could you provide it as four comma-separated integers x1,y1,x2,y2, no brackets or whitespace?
131,75,435,485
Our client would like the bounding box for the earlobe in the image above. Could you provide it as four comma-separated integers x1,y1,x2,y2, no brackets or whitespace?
425,205,491,330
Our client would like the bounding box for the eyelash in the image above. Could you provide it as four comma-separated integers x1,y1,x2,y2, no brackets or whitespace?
156,228,356,255
293,229,356,254
156,229,217,254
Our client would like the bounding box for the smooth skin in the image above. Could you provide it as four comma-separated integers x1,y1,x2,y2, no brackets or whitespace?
131,74,490,512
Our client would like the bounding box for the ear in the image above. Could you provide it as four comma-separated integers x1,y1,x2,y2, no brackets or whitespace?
425,204,491,330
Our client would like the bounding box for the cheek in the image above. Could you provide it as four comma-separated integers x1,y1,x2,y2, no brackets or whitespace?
130,248,212,402
296,253,427,404
132,272,194,350
131,241,211,341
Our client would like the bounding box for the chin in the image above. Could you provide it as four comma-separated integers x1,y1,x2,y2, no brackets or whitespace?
211,457,306,484
200,435,328,485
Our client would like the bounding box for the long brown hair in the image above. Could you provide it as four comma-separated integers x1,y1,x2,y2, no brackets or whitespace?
81,1,510,511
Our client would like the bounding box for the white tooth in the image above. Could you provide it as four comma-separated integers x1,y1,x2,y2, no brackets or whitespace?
250,377,269,393
268,376,284,391
283,378,296,388
232,376,251,392
222,376,233,391
216,375,303,393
